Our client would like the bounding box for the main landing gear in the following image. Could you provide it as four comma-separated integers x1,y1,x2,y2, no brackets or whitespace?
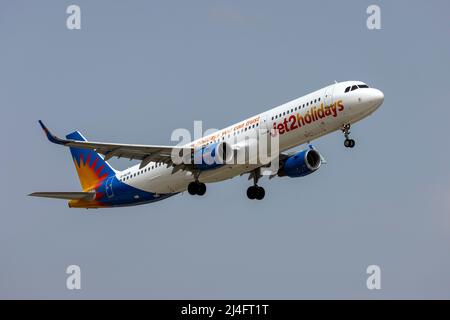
247,185,265,200
188,181,206,196
342,124,356,148
247,169,265,200
188,171,206,196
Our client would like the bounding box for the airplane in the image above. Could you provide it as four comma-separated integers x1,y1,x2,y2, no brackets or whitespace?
30,81,384,208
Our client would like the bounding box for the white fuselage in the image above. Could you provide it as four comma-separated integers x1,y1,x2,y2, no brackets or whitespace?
116,81,384,194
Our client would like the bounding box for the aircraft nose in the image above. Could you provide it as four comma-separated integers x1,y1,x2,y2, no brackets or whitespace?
367,88,384,107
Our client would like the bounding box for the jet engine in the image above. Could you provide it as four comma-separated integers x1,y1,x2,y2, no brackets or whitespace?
278,148,322,178
192,141,234,170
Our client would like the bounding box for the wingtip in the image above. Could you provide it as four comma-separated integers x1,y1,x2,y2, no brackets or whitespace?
38,120,49,134
37,120,64,145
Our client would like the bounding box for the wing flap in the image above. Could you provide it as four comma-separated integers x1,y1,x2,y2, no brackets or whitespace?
28,192,96,200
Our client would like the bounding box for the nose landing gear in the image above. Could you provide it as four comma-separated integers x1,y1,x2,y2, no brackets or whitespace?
342,124,356,148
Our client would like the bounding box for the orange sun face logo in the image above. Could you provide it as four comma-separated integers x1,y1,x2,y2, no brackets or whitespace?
73,152,109,191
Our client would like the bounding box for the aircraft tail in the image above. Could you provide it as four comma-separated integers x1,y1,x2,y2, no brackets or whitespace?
65,131,116,190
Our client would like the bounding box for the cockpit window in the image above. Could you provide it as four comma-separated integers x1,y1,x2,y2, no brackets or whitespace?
345,84,370,93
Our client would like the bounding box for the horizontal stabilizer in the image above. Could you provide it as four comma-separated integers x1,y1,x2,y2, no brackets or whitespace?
28,192,95,200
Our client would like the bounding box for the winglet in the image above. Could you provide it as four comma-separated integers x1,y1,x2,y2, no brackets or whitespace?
38,120,66,145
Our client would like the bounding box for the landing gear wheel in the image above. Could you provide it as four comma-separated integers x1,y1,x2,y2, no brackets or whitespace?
344,139,355,148
188,182,207,196
342,124,355,148
197,183,206,196
255,187,265,200
247,186,265,200
349,139,355,148
188,182,198,195
247,186,256,199
247,169,266,200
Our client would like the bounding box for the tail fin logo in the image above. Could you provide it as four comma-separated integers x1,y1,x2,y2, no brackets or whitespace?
66,131,115,190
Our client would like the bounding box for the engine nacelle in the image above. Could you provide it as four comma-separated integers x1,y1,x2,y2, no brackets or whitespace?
278,148,322,178
192,141,234,171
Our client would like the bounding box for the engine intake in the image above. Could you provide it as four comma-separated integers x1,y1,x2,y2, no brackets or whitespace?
278,148,322,178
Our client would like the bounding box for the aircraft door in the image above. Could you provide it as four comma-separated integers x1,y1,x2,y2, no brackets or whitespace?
324,84,335,107
259,113,270,135
258,113,277,166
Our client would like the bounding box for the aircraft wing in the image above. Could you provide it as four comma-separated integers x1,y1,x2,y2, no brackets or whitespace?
29,192,96,200
38,121,193,168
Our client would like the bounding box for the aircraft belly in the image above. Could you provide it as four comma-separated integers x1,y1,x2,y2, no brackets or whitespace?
136,170,191,194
